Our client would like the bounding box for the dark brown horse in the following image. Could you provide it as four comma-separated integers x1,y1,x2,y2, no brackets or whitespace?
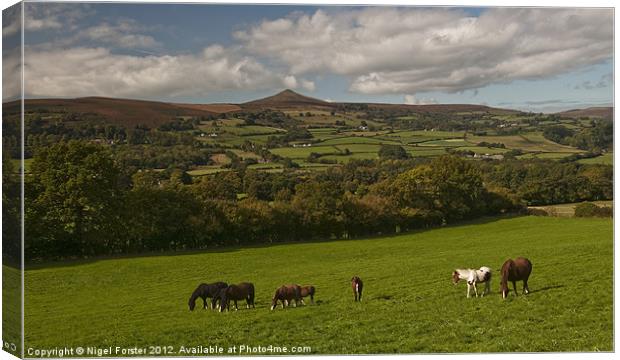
188,282,228,310
270,284,302,310
351,276,363,302
500,257,532,299
213,282,255,312
299,285,316,305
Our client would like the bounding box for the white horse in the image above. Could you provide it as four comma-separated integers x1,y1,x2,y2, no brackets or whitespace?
452,267,492,298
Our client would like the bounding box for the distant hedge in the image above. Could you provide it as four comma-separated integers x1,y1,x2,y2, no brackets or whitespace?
574,202,613,218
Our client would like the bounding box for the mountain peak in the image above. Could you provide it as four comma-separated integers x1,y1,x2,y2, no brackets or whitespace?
242,89,332,109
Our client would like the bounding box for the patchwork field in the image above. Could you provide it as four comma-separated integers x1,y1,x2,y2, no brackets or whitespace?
22,216,612,354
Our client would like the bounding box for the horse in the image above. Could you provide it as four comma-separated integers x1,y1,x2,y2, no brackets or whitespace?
188,282,228,310
351,276,363,302
213,282,255,312
299,285,316,305
270,284,302,310
500,257,532,299
452,267,492,298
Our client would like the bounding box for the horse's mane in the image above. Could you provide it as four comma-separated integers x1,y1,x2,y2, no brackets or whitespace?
500,259,514,285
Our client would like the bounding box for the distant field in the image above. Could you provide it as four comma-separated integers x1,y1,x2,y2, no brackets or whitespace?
467,133,583,153
457,146,510,154
529,200,613,217
577,153,613,165
23,216,612,353
270,146,340,159
187,166,232,176
318,136,400,146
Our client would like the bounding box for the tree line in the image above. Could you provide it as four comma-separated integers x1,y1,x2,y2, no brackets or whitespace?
2,140,612,262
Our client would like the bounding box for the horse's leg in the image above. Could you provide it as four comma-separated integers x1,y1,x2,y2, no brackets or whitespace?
466,283,471,298
202,296,208,310
473,283,479,298
523,280,530,295
310,294,314,304
512,281,518,297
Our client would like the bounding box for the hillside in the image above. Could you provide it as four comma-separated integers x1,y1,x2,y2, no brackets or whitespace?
556,107,613,119
3,91,612,129
4,97,221,127
362,102,519,115
242,89,334,110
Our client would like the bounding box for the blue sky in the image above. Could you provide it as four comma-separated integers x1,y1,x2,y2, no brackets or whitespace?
3,3,613,112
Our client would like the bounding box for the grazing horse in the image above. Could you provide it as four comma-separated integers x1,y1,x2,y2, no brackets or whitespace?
188,282,228,310
351,276,363,302
500,257,532,299
299,285,316,305
213,282,255,312
452,267,492,298
270,284,302,310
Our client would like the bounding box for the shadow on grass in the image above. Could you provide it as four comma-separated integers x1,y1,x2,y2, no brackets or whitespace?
26,214,525,271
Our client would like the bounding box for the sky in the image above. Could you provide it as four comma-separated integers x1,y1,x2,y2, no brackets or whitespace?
1,2,614,112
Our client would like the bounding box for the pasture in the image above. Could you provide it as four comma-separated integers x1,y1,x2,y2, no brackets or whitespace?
22,216,612,354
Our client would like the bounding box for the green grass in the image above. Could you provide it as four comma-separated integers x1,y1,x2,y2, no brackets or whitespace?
577,153,613,165
468,133,583,154
3,265,22,356
186,166,232,176
23,216,612,353
319,136,400,146
270,146,340,159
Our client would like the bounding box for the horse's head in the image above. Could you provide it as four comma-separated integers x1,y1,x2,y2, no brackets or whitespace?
188,295,197,311
271,286,284,310
216,288,229,312
452,271,460,285
500,280,509,299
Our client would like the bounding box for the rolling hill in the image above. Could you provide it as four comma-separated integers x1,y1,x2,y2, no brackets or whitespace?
3,90,612,128
556,107,613,119
4,97,221,128
242,89,334,110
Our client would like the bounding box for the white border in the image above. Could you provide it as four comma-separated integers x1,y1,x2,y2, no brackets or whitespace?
0,1,616,360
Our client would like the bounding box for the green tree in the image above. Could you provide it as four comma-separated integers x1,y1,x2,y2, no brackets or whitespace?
26,141,123,258
378,144,410,160
392,156,486,222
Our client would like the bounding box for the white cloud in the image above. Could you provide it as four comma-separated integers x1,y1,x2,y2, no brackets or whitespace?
21,45,284,100
2,47,22,102
80,20,161,49
404,95,437,105
300,79,315,92
235,8,613,95
283,75,298,89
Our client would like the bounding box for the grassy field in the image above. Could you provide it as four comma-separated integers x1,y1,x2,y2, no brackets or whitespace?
577,153,613,165
22,216,612,354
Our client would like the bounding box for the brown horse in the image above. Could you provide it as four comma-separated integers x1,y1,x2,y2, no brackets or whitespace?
213,282,255,312
299,285,316,305
270,284,301,310
351,276,363,302
500,257,532,299
188,282,228,310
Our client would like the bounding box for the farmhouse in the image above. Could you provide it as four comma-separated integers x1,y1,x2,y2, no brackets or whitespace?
473,153,504,160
